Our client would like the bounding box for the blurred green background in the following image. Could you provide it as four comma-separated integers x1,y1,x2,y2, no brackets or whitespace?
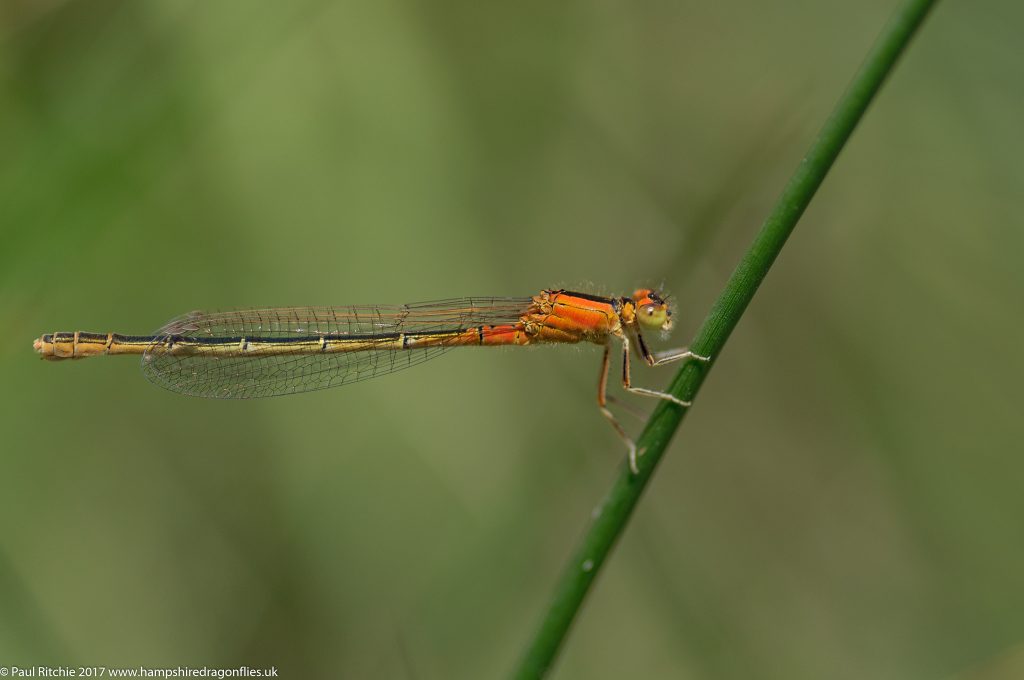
2,1,1023,677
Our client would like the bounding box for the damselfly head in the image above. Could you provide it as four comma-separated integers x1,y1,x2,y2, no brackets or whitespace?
631,289,673,333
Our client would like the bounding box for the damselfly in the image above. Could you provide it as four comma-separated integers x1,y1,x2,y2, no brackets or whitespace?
34,288,709,472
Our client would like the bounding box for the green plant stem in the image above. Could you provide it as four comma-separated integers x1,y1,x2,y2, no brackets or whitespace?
513,1,938,677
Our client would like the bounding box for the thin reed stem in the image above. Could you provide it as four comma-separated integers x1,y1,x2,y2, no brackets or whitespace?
513,1,939,676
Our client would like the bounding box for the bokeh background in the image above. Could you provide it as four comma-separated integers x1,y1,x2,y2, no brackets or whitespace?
2,1,1022,678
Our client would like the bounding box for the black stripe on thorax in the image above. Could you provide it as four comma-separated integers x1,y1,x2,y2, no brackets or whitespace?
558,290,617,305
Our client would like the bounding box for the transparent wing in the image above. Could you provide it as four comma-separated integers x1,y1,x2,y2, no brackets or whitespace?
141,297,532,398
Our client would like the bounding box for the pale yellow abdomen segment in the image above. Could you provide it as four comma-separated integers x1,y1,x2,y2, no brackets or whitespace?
33,332,155,360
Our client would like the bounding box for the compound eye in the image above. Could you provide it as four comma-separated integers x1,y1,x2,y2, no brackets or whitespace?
637,303,668,330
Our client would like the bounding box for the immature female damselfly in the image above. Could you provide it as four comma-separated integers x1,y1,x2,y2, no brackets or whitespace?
34,288,709,472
